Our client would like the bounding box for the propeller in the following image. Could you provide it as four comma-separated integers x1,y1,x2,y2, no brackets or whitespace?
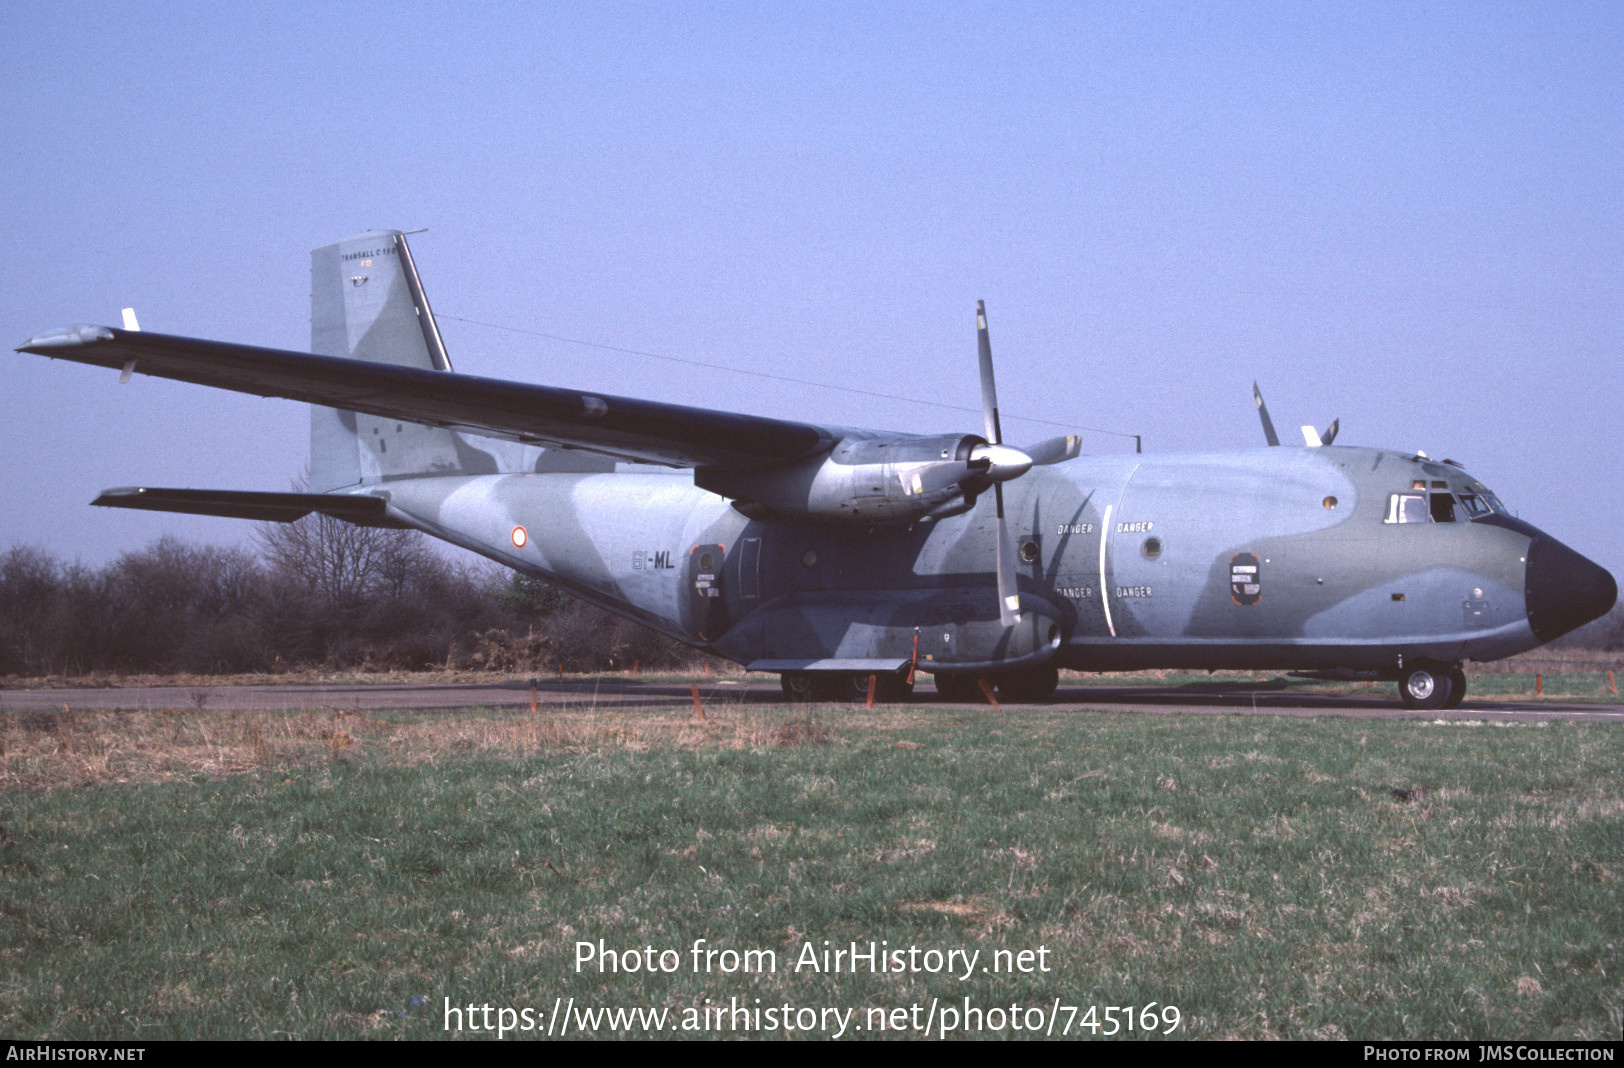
972,302,1080,627
1253,381,1339,448
898,431,1077,506
1253,381,1280,447
975,302,1023,627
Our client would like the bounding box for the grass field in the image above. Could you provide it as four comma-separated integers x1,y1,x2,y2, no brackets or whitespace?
1,697,1620,1040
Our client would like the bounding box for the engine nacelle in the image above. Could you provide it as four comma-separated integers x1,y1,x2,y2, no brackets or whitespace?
696,433,984,523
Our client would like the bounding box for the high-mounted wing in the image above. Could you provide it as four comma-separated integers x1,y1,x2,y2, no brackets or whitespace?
20,232,1087,632
18,325,834,471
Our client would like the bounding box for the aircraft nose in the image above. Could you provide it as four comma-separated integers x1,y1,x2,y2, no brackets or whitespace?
1525,535,1618,644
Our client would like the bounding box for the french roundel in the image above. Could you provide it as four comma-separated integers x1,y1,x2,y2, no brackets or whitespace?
511,526,528,549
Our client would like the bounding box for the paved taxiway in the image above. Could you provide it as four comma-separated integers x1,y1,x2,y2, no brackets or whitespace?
1,679,1618,721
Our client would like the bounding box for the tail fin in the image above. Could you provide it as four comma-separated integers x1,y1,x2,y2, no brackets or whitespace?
309,230,497,489
311,230,451,371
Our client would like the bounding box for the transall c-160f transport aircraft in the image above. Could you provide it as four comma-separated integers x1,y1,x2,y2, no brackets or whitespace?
17,231,1617,708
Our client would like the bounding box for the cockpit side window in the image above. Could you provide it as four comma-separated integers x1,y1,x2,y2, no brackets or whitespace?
1461,481,1508,519
1430,492,1456,522
1386,493,1429,523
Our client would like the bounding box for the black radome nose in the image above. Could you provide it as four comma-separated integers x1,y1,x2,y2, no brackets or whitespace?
1525,536,1618,644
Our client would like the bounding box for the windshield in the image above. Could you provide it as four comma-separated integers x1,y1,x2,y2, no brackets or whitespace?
1388,477,1508,524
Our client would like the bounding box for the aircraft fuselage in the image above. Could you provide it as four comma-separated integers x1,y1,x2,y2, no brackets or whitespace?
367,443,1607,679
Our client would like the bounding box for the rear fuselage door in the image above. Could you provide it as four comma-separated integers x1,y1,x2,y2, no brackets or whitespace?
688,543,730,641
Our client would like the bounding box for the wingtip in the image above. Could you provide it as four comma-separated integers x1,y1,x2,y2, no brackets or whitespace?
17,324,114,352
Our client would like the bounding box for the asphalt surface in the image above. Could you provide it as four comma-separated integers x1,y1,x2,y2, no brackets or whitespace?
2,678,1620,721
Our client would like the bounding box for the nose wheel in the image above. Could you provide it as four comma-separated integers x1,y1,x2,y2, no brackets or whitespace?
1397,660,1466,710
1445,666,1467,709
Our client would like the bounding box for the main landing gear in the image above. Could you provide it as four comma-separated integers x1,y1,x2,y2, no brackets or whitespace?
1397,659,1467,711
780,669,915,704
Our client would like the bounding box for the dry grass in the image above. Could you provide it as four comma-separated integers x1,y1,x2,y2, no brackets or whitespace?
1,662,753,692
0,702,849,792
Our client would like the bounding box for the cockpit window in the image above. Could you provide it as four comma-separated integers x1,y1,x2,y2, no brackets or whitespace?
1461,481,1508,519
1391,476,1509,524
1386,493,1430,523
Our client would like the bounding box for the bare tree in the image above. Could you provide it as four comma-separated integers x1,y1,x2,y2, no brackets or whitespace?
251,472,427,618
256,509,428,615
0,545,59,674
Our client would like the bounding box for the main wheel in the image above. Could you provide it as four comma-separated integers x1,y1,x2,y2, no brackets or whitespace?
1398,661,1455,711
780,672,818,703
829,671,873,702
996,664,1060,703
824,670,915,703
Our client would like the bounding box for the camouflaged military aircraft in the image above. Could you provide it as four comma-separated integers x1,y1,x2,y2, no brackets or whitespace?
17,231,1618,709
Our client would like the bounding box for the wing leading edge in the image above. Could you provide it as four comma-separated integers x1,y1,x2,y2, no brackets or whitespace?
18,325,835,471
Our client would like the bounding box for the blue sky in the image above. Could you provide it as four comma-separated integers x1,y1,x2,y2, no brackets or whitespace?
4,1,1620,583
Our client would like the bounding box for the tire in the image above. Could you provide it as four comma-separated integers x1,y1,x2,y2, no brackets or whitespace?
831,672,871,701
1442,666,1467,709
996,664,1060,703
1398,661,1455,711
933,673,989,703
827,670,914,703
780,672,818,703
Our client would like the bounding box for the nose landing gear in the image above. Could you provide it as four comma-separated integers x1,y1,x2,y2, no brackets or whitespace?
1397,660,1467,710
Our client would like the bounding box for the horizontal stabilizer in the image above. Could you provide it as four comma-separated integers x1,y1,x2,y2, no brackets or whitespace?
92,487,408,527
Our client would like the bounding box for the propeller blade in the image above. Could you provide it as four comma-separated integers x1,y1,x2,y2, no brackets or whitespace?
994,483,1022,627
1022,434,1081,466
977,301,1021,627
976,300,1002,445
1321,418,1340,445
1252,381,1280,447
